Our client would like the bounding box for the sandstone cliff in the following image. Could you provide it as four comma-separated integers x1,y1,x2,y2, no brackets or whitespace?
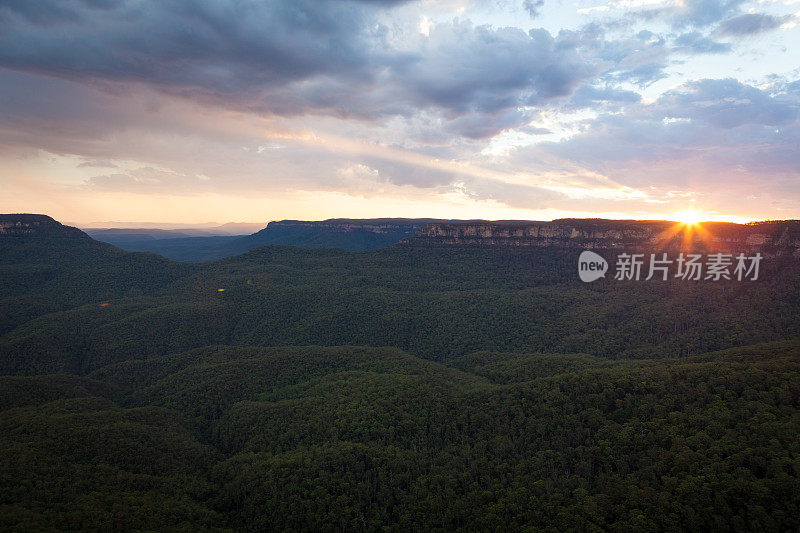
400,219,800,255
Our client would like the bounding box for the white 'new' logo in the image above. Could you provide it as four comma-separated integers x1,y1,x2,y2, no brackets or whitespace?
578,250,608,282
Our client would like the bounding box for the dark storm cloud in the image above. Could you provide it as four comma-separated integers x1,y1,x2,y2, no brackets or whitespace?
0,0,600,139
717,13,791,36
390,24,596,129
239,21,598,135
0,0,123,25
0,0,380,92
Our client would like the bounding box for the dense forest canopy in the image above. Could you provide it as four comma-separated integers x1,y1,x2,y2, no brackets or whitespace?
1,215,799,530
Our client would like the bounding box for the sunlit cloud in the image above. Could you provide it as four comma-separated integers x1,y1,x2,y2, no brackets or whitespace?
0,0,798,223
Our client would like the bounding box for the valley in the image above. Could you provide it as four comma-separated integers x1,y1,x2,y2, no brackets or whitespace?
1,214,799,530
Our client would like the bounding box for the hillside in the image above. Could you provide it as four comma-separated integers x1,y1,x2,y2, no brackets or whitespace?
1,213,91,240
2,341,799,530
1,214,800,530
3,214,800,372
0,214,193,336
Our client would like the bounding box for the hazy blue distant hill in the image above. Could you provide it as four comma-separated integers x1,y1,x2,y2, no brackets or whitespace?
84,228,217,242
102,234,245,262
96,218,444,261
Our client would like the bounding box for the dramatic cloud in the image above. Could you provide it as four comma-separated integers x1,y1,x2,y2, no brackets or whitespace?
657,79,798,128
0,0,599,139
392,23,597,135
529,78,800,207
1,0,798,222
0,0,384,94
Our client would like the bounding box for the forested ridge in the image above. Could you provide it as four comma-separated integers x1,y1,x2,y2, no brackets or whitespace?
93,218,435,261
1,216,800,531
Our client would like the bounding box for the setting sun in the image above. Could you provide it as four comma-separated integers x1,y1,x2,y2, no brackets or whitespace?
673,210,705,225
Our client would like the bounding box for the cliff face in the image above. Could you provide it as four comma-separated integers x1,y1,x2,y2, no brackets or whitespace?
235,218,449,253
401,219,800,256
0,214,89,239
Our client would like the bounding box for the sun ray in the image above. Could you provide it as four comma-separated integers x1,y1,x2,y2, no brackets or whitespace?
648,211,722,253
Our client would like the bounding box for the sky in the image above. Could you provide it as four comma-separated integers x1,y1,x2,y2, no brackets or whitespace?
1,0,799,225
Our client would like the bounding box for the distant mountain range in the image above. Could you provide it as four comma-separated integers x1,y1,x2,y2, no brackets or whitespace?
6,213,800,266
84,218,448,261
79,216,800,262
80,221,265,234
4,212,800,365
84,228,235,241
